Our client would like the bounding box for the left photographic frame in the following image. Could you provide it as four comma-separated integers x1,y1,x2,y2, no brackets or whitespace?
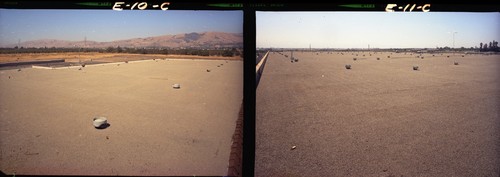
0,1,244,176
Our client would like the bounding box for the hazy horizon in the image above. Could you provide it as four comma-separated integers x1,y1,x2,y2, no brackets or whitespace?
257,12,500,49
0,9,243,46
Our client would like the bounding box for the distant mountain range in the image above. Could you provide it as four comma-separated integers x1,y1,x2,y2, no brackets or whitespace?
4,32,243,49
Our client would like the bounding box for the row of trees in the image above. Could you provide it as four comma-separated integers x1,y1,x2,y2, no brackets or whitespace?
479,40,499,52
1,46,242,57
435,46,475,51
104,46,240,57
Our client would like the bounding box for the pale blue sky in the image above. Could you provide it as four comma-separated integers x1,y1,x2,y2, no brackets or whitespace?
257,12,500,49
0,9,243,45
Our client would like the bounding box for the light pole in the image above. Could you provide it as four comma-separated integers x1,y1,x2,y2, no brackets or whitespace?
453,32,457,49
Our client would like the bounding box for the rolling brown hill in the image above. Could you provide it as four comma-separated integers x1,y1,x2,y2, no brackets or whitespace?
5,32,242,49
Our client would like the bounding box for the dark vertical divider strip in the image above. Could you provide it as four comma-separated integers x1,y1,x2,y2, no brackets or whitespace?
242,4,256,177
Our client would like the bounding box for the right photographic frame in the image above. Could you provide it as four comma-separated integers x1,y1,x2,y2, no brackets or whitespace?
255,3,500,176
